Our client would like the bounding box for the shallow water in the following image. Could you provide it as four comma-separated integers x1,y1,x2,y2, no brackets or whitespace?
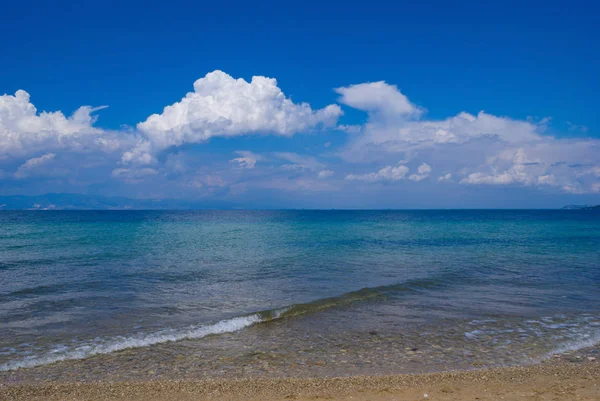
1,210,599,380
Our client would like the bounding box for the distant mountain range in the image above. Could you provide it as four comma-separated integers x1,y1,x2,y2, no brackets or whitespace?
0,193,231,210
561,204,600,210
0,193,599,210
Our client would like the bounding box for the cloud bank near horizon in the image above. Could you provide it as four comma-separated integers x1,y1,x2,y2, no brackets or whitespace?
1,70,599,205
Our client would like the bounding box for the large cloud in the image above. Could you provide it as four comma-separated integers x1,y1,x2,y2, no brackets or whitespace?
337,81,600,193
0,90,121,159
0,90,136,186
125,71,343,165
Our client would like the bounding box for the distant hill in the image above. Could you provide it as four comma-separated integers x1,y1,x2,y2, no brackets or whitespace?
0,193,231,210
561,204,600,210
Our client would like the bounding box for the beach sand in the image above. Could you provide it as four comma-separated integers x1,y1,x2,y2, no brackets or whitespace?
2,361,598,401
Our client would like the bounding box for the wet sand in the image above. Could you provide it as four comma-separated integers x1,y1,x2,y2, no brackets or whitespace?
2,361,598,401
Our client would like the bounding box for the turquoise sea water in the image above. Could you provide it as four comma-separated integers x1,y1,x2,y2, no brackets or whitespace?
1,210,599,379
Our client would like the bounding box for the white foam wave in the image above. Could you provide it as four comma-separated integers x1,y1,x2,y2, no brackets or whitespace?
0,314,263,372
545,331,600,358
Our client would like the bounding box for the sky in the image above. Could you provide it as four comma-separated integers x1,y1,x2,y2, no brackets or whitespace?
1,0,599,208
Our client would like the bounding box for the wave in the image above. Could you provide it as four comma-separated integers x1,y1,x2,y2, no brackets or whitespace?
2,284,599,372
255,275,450,322
0,275,528,372
545,330,600,359
0,314,263,372
1,280,425,372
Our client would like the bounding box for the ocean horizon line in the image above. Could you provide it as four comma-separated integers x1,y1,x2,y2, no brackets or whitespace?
0,207,586,211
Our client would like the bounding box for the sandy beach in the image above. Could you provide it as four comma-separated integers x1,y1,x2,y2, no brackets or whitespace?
2,361,598,401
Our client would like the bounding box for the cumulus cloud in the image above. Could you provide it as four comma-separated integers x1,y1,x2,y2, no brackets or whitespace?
459,148,555,187
408,163,432,182
335,81,422,117
0,89,134,189
337,81,600,193
455,143,600,193
126,70,343,165
346,163,410,182
0,90,118,158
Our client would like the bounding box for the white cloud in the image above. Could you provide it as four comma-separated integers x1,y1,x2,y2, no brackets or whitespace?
230,151,261,169
0,90,134,188
337,81,600,193
456,143,599,191
121,140,154,165
580,166,600,177
230,157,256,169
408,163,432,182
127,70,343,165
461,172,519,185
111,167,158,183
15,153,56,178
0,90,116,158
335,81,422,117
438,173,453,182
317,169,334,179
342,111,544,163
274,152,324,172
336,124,362,134
346,163,409,182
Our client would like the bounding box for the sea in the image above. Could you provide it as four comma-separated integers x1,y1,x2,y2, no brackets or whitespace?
1,210,599,382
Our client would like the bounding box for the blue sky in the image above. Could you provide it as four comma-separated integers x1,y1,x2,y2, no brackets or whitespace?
1,0,599,208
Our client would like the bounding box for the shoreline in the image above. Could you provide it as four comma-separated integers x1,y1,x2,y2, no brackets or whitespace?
2,361,598,401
